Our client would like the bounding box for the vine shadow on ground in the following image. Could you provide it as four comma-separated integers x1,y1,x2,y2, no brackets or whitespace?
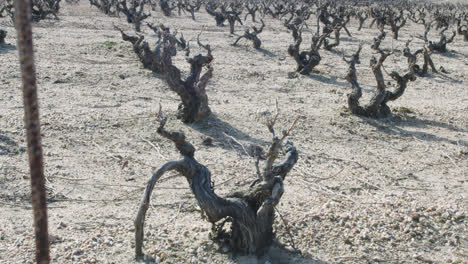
306,73,348,88
233,244,330,264
0,133,25,155
360,114,468,147
188,114,270,157
0,43,16,54
137,244,330,264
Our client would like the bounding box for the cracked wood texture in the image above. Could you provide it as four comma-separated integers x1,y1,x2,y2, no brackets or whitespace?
15,0,50,263
161,31,213,123
135,118,298,259
344,44,416,118
117,26,212,123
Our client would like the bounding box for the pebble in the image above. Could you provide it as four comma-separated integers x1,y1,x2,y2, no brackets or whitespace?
196,247,203,255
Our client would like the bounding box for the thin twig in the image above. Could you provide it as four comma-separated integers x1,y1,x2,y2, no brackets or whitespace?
275,206,298,252
0,200,65,209
440,150,461,170
281,116,300,140
155,202,185,228
223,132,249,156
300,179,358,204
139,135,167,160
353,174,383,191
51,198,128,202
296,162,344,181
72,182,186,190
47,176,88,181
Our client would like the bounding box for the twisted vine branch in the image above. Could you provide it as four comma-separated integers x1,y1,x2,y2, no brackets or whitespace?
135,108,298,259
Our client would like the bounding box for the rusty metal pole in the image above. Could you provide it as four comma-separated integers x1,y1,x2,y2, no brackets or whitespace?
15,1,50,263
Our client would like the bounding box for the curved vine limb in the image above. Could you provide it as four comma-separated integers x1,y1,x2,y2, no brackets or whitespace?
343,43,416,118
134,109,299,259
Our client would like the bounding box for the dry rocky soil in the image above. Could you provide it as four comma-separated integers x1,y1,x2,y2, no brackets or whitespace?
0,1,467,264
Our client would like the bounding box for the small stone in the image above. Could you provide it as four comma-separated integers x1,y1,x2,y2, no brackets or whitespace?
57,221,67,229
202,137,213,146
441,212,450,219
410,213,421,222
49,235,61,244
104,238,114,246
196,247,203,255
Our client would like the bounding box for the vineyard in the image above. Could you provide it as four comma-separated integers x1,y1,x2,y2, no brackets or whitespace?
0,0,467,263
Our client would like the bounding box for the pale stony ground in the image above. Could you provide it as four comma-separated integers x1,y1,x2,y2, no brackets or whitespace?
0,1,467,264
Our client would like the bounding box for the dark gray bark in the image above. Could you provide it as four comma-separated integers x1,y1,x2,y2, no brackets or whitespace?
206,4,226,26
323,25,341,51
370,26,386,50
116,26,164,73
287,24,328,76
226,11,243,34
117,0,150,32
184,0,202,20
117,26,212,123
161,33,213,123
343,44,416,118
428,26,456,53
456,18,468,41
135,114,298,259
403,39,437,77
30,0,60,21
357,11,368,31
403,39,424,76
458,25,468,41
160,0,176,16
421,46,437,75
89,0,118,16
244,3,258,22
233,19,264,49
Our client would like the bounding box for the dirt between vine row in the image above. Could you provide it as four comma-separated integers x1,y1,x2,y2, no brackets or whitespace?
0,1,467,264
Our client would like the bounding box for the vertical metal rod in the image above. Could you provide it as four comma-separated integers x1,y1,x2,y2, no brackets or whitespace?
14,1,50,263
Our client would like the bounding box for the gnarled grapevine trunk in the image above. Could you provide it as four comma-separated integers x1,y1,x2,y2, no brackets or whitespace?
388,10,406,40
135,113,298,259
245,3,258,22
185,0,202,20
225,11,242,34
117,0,150,32
287,22,328,76
457,19,468,42
89,0,119,16
160,0,175,17
403,39,437,77
356,11,368,31
206,4,226,26
161,33,213,123
427,26,456,53
233,19,264,49
343,44,416,118
117,25,212,123
116,27,163,73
